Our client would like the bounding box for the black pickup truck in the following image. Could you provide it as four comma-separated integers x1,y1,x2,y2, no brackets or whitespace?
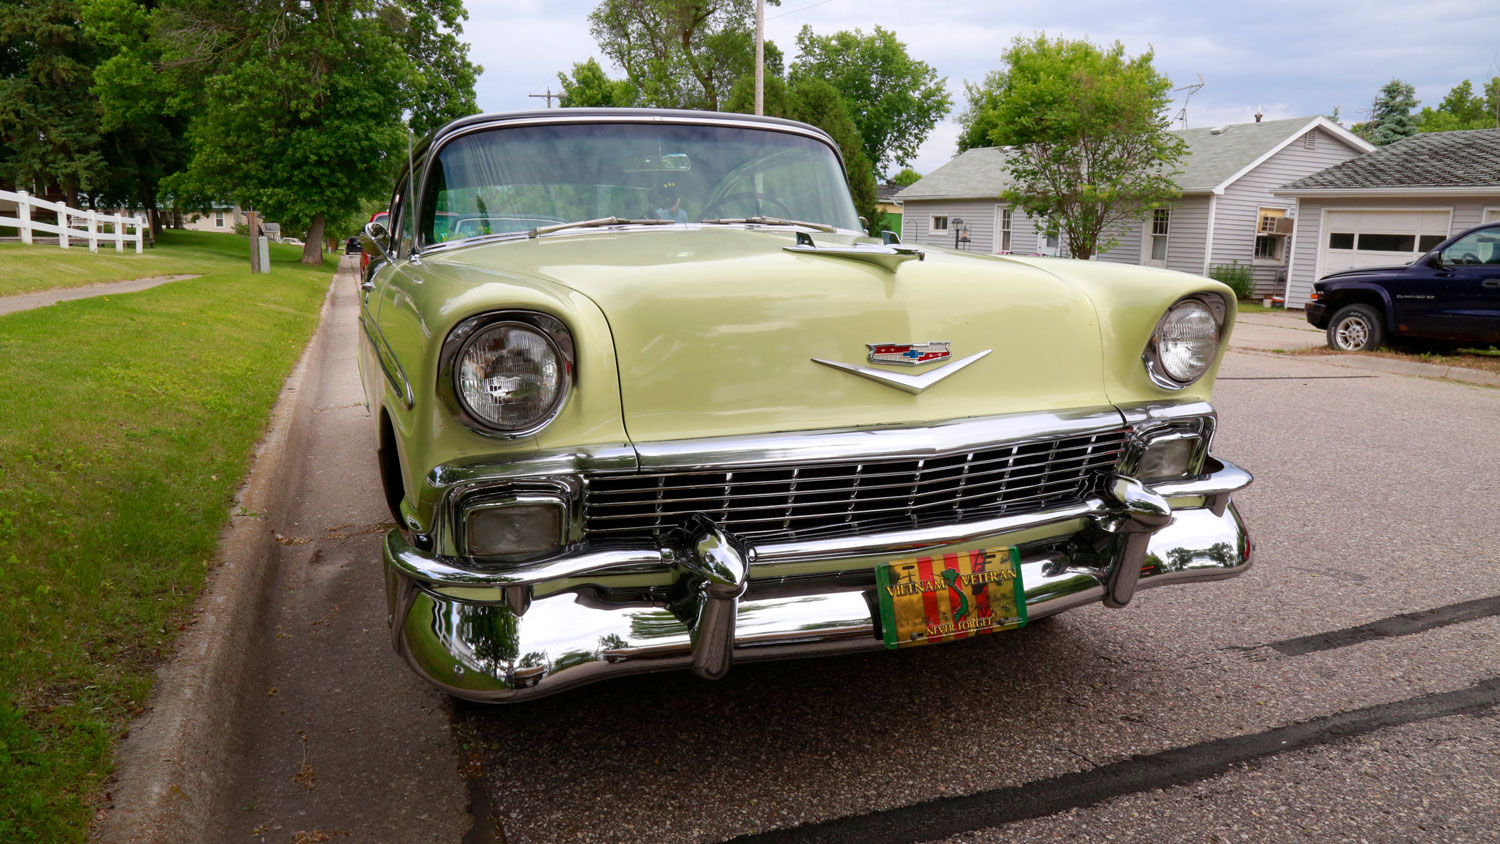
1306,221,1500,350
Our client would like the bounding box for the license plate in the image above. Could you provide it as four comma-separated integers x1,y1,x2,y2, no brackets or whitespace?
874,547,1025,648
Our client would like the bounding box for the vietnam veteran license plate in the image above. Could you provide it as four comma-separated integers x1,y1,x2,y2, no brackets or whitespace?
874,548,1026,648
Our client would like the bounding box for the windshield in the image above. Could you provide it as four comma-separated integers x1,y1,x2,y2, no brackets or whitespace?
418,121,860,246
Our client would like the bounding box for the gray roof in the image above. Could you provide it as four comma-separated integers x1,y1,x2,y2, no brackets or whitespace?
1279,128,1500,191
899,116,1349,201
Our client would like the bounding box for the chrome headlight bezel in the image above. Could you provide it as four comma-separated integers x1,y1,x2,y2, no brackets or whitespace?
437,310,576,438
1143,294,1228,390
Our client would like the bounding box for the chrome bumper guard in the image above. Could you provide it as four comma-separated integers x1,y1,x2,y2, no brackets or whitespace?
385,458,1252,702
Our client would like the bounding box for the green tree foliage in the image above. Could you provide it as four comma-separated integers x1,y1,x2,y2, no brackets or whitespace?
586,0,777,111
156,0,479,263
82,0,191,236
962,35,1185,260
0,0,108,199
892,167,922,187
1355,79,1419,146
558,57,640,108
725,74,879,232
1416,77,1500,132
789,25,949,177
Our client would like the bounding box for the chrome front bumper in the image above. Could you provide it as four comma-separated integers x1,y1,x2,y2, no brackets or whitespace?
384,456,1253,702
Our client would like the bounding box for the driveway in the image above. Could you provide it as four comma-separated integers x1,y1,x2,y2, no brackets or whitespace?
1230,307,1325,351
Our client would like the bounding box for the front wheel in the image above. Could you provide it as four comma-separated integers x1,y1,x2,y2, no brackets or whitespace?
1327,304,1384,351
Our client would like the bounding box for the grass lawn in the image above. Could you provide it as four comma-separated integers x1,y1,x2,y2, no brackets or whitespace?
0,230,270,297
0,235,333,840
1234,300,1283,314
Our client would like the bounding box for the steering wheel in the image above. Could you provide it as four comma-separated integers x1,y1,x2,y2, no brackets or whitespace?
1458,252,1480,265
701,192,793,220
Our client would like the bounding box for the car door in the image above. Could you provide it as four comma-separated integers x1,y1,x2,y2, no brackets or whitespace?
1432,224,1500,343
1380,256,1454,339
358,184,406,415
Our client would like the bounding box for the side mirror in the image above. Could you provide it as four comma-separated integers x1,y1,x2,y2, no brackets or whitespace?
361,220,391,262
1424,251,1443,269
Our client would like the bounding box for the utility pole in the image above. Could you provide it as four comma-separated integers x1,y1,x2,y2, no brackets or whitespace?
246,208,260,274
754,0,765,115
529,87,566,108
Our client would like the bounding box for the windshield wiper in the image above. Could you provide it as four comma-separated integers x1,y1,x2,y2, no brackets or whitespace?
701,216,838,233
528,217,675,238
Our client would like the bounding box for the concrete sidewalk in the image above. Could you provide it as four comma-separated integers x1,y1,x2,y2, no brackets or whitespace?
0,274,198,317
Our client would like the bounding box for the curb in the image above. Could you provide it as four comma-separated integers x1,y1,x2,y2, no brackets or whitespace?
98,260,347,842
1234,346,1500,388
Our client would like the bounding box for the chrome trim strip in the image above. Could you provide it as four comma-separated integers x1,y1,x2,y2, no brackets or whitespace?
628,405,1129,472
359,313,414,409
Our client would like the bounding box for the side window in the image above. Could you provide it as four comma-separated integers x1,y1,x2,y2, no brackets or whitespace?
1440,226,1500,265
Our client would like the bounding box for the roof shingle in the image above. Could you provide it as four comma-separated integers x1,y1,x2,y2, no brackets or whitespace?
897,116,1355,201
1279,129,1500,190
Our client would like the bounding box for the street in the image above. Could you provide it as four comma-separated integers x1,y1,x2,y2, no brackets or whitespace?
216,273,1500,842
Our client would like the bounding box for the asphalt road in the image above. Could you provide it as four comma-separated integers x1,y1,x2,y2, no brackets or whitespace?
455,351,1500,843
208,278,1500,842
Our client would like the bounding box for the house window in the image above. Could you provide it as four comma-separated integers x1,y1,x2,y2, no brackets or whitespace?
930,215,948,233
1305,129,1318,150
1255,208,1287,260
215,211,225,228
999,208,1012,252
1328,232,1355,250
1149,208,1170,262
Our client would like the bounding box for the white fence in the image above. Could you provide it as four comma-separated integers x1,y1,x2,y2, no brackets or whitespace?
0,189,145,254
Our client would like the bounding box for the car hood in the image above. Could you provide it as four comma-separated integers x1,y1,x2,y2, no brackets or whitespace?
1320,264,1412,282
423,228,1112,443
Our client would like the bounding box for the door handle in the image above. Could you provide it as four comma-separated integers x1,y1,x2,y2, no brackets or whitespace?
1483,279,1500,288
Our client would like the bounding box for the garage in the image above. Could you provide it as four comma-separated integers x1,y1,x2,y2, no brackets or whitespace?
1318,209,1450,276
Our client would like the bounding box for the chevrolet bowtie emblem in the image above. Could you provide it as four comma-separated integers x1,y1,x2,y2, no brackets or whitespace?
867,342,950,366
813,346,991,394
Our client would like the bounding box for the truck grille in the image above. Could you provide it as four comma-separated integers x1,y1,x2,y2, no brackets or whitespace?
584,429,1128,544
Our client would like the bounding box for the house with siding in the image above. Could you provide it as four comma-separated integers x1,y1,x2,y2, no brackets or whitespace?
897,116,1373,297
1272,128,1500,309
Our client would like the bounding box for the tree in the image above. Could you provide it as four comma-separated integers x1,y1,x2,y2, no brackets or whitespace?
789,25,949,177
962,35,1185,260
725,74,879,232
558,58,639,108
586,0,777,111
0,0,108,200
956,70,1004,152
891,167,922,187
1416,78,1500,132
155,0,479,264
1356,79,1419,146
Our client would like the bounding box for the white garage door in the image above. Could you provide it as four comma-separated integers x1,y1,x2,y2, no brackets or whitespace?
1319,209,1450,276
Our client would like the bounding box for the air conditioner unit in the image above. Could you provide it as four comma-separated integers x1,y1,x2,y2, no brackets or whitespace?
1272,217,1294,235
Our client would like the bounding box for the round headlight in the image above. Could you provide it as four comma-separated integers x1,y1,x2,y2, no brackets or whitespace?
454,322,566,432
1153,300,1219,384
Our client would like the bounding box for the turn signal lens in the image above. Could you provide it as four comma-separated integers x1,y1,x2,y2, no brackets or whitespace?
466,498,565,558
1155,300,1219,384
1137,435,1201,480
456,323,565,432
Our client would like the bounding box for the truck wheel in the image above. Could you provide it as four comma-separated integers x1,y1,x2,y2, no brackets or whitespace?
1327,304,1384,351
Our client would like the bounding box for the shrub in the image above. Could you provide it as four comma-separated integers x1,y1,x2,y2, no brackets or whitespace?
232,222,250,237
1209,261,1253,300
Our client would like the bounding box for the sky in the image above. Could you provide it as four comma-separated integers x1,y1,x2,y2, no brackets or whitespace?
461,0,1500,177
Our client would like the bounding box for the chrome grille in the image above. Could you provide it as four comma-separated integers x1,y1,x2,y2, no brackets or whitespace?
584,429,1127,543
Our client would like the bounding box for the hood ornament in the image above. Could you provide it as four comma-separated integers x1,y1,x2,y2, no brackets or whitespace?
784,231,924,272
813,347,991,395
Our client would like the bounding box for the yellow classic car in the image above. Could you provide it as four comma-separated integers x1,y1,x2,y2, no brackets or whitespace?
358,109,1253,702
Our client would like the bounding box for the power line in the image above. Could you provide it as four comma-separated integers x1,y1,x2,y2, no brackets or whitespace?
768,0,835,20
